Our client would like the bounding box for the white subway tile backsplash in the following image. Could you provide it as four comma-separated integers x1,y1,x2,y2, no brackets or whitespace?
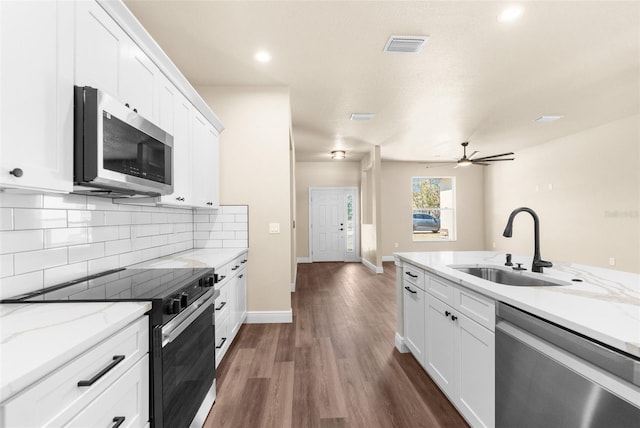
44,227,88,248
133,236,153,250
194,214,209,223
87,226,120,243
0,271,43,299
223,240,248,248
222,205,248,214
0,254,14,278
44,262,88,287
14,209,67,230
151,235,169,247
68,210,105,227
223,222,247,231
86,196,119,211
1,208,13,230
104,211,132,226
119,251,143,267
43,193,87,210
196,223,216,232
15,247,67,274
142,247,161,261
105,239,132,256
88,255,119,275
118,226,131,239
0,193,43,209
159,224,174,234
194,231,210,240
212,231,236,240
69,242,106,263
235,231,248,240
133,212,152,224
235,214,248,223
211,214,235,223
151,213,168,224
0,230,44,254
196,239,222,248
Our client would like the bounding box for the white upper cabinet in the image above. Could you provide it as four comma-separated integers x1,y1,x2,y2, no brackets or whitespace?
75,1,159,122
0,0,74,193
192,111,220,209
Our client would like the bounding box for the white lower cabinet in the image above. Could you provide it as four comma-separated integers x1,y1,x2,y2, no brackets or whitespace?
0,316,149,428
403,280,426,367
425,293,456,392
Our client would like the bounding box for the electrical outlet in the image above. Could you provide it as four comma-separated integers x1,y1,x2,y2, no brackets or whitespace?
608,257,616,266
269,223,280,234
394,242,399,248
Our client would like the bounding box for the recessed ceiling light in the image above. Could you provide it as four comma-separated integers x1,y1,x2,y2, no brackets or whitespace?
331,150,346,160
498,5,525,23
534,115,563,122
254,51,271,63
350,113,375,121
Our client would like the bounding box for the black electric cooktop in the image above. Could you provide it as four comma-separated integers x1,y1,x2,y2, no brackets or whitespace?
2,267,215,325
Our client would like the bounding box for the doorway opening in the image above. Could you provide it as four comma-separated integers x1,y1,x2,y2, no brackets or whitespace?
309,187,359,262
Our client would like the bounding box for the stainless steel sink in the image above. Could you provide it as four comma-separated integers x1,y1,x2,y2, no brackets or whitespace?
453,267,565,287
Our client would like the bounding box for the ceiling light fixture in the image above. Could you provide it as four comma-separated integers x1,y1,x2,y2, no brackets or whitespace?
331,150,346,160
350,113,375,121
254,51,272,63
498,5,525,23
534,115,563,122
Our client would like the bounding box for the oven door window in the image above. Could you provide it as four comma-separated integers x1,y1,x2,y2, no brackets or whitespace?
102,111,171,184
162,304,215,428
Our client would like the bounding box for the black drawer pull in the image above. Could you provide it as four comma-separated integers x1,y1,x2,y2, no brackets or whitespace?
231,265,239,271
77,355,125,387
216,337,227,349
404,286,417,294
445,311,451,317
405,272,418,278
241,259,247,264
112,417,126,428
451,315,458,321
215,301,227,311
239,274,244,279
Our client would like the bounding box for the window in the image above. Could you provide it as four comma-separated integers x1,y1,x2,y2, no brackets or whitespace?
412,177,456,241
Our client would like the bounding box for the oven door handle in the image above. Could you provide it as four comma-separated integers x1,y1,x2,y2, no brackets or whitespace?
162,289,215,346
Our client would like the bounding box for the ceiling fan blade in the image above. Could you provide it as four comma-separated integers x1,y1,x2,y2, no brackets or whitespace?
468,151,480,160
473,158,515,162
424,161,456,169
472,152,515,161
471,162,491,166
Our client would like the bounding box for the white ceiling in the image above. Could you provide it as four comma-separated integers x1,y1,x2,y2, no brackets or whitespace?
124,1,640,162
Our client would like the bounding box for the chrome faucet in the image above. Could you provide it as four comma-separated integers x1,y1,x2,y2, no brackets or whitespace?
502,207,553,273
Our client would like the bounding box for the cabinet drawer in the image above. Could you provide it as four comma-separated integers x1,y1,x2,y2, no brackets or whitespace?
403,264,425,289
454,287,495,331
2,317,148,428
63,355,149,428
426,274,454,304
215,315,231,368
214,283,230,324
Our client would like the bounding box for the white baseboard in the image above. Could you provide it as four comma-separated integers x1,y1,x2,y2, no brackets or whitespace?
245,310,293,324
382,255,395,262
361,258,384,274
395,333,409,353
296,257,311,263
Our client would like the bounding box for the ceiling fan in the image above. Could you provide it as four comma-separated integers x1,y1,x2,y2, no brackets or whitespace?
426,142,515,168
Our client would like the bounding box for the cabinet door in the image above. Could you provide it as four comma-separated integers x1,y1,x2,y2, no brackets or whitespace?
191,111,219,208
119,42,159,121
235,269,247,334
0,0,73,193
403,282,426,367
425,294,456,398
456,314,495,428
75,0,124,97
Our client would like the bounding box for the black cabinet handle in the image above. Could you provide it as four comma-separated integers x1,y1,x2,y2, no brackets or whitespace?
215,301,227,311
112,417,126,428
231,265,239,271
133,108,138,113
445,311,451,317
218,275,226,282
405,272,418,278
125,103,130,108
451,315,458,321
404,286,417,294
176,196,185,202
77,355,125,387
9,168,23,177
216,337,227,349
239,274,243,279
241,260,247,264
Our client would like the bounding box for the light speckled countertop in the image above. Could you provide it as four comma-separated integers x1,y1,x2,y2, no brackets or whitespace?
0,301,151,402
394,251,640,358
130,248,247,270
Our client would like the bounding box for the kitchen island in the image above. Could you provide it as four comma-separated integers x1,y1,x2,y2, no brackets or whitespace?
394,251,640,427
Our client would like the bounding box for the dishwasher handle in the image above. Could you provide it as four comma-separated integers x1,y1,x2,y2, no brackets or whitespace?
496,302,640,387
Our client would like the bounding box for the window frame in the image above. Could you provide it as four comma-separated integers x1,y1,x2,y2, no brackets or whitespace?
411,176,457,242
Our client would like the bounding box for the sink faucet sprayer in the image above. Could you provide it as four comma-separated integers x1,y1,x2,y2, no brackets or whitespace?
502,207,553,273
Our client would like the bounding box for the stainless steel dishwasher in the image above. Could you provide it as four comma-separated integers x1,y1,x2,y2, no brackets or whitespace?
496,302,640,427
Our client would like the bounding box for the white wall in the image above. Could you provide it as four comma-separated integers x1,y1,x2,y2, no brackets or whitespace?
197,86,292,313
381,161,485,257
295,161,361,259
484,114,640,273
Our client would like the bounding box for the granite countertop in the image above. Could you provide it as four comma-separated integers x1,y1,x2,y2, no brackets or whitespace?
393,251,640,358
0,301,151,402
130,248,248,270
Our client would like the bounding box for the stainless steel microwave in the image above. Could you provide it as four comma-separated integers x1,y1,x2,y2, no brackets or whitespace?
74,86,173,197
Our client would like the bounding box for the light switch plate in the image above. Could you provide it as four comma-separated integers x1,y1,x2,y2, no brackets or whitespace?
269,223,280,234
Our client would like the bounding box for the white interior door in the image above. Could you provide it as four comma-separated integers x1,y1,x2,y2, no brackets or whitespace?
310,187,359,262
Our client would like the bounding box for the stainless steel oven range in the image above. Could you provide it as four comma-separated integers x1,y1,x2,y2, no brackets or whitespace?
3,267,218,428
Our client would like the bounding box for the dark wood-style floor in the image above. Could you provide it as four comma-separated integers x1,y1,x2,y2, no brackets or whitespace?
204,262,469,428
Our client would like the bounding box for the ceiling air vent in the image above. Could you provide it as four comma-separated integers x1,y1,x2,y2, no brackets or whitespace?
350,113,375,121
384,35,429,53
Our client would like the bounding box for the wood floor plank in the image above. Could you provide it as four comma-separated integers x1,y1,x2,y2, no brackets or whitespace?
205,262,469,428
